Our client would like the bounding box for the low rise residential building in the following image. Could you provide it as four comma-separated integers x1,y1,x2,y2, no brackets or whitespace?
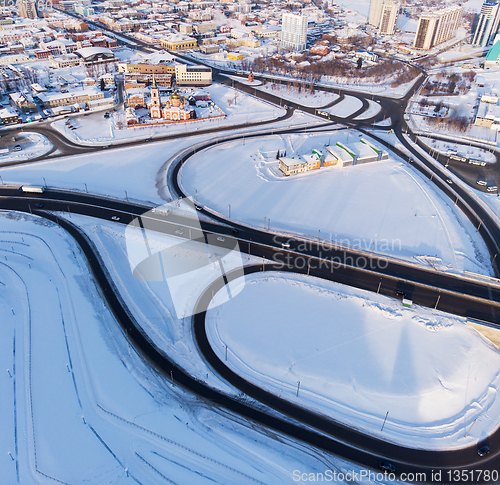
31,83,47,94
199,44,220,54
35,49,52,59
0,107,20,124
50,53,82,68
0,53,29,64
194,22,217,34
179,23,193,35
279,156,319,176
10,92,36,112
37,89,105,108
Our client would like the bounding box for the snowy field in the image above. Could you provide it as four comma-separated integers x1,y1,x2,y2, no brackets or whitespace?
317,75,421,99
180,131,492,275
0,210,380,484
52,83,286,145
0,141,176,205
0,132,52,163
255,82,340,108
353,100,382,121
323,96,364,117
207,271,500,449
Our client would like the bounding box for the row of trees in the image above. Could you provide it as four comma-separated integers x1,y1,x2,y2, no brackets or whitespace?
427,115,470,132
248,53,420,88
422,71,475,96
0,65,40,94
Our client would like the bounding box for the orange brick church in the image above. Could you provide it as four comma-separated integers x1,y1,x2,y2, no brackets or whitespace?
149,77,195,121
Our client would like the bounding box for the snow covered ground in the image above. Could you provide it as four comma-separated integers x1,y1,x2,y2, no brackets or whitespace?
324,96,364,117
334,0,370,16
353,100,382,121
180,131,492,275
52,84,286,146
58,212,406,483
254,82,340,108
0,132,52,163
0,210,370,484
206,271,500,450
317,75,422,99
0,141,174,205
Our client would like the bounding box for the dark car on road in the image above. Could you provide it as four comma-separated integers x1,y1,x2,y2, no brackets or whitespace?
379,461,396,473
478,446,490,457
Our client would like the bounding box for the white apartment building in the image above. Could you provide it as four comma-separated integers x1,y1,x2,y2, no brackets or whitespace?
379,1,400,35
413,5,463,50
369,0,400,35
281,12,307,51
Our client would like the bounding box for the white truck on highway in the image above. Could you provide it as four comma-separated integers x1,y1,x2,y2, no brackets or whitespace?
19,185,45,193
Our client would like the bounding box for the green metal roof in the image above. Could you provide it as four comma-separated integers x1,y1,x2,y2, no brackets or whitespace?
486,41,500,62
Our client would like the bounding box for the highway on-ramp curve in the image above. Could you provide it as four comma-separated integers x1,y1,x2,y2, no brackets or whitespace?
1,189,500,480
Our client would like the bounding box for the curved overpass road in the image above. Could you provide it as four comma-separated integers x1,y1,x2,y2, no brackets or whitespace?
0,191,500,479
194,265,500,479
